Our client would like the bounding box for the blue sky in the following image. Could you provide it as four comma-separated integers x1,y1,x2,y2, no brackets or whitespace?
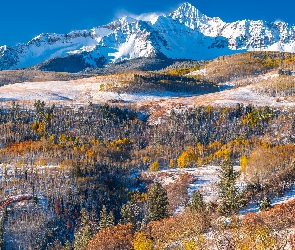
1,0,294,46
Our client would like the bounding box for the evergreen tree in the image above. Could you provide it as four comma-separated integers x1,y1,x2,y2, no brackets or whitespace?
99,205,115,229
74,208,92,250
148,182,169,221
63,241,72,250
217,159,244,215
99,205,108,230
107,211,115,228
260,196,272,211
187,190,205,212
120,202,137,228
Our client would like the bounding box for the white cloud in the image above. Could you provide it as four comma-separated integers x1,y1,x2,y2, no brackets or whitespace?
131,12,163,22
274,19,285,23
115,10,164,23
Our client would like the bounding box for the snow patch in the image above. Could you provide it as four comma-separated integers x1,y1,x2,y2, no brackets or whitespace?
240,185,295,215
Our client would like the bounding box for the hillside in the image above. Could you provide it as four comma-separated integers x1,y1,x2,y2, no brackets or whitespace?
1,46,295,249
0,70,94,86
1,52,295,111
1,98,295,248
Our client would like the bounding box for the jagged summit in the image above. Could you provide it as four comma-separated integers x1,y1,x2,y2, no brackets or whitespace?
171,2,204,19
1,2,295,72
169,2,225,34
170,2,208,30
112,16,138,26
179,2,193,7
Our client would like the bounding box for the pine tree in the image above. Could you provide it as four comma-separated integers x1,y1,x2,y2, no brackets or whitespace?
107,211,115,228
63,241,72,250
99,205,108,230
99,205,115,229
217,159,244,215
74,208,92,250
120,202,137,228
148,182,169,221
187,190,205,212
260,196,272,211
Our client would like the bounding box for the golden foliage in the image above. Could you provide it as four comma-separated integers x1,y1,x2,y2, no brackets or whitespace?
240,155,248,172
166,66,200,76
133,232,153,250
244,144,295,185
149,161,159,172
177,147,197,168
169,159,175,168
183,241,196,250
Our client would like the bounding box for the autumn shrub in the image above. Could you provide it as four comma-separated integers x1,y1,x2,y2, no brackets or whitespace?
133,232,153,250
289,228,295,250
206,181,295,248
146,209,211,249
211,214,279,249
244,144,295,186
87,224,133,250
242,198,295,232
165,173,195,214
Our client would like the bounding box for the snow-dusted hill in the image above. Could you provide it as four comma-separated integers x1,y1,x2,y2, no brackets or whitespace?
1,2,295,71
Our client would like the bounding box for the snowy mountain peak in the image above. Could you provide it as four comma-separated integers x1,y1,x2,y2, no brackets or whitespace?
169,2,226,35
179,2,193,7
170,2,207,29
119,16,138,24
0,45,7,52
106,16,139,30
1,2,295,72
172,2,202,16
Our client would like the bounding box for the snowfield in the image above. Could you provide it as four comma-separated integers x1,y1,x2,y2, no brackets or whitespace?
146,166,220,202
0,79,197,104
240,185,295,215
0,73,295,110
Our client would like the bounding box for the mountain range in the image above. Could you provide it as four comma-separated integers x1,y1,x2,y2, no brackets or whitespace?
1,2,295,72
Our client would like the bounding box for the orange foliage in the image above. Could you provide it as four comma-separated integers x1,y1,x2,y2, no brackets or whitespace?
5,140,38,155
146,210,210,248
243,198,295,231
87,224,134,250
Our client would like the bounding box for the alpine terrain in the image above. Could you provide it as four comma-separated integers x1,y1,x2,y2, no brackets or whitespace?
1,2,295,72
2,2,295,250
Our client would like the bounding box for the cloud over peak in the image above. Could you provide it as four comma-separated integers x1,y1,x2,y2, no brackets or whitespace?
115,9,163,24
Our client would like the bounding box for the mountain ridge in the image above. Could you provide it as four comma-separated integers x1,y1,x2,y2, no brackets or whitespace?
1,2,295,72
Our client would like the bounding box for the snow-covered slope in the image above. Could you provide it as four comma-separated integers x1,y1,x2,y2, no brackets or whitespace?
1,2,295,71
